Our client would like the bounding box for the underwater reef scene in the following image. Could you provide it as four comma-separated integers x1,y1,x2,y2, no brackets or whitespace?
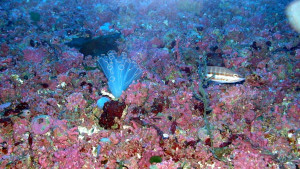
0,0,299,168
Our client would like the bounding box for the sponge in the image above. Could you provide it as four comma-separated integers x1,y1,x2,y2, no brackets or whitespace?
97,97,110,109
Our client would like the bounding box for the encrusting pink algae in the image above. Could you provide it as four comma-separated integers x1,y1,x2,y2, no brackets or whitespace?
0,0,299,168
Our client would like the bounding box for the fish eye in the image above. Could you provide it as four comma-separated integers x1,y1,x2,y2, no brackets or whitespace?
233,74,239,77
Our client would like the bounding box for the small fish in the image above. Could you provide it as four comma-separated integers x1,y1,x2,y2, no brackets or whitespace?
206,66,245,83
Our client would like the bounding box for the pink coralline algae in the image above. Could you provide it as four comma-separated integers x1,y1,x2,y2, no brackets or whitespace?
31,115,53,135
13,118,30,141
60,49,84,68
218,85,258,114
65,92,87,111
123,82,148,106
52,120,79,149
232,149,272,169
232,140,273,169
22,47,46,63
53,49,83,74
1,0,299,168
155,159,180,169
53,145,85,169
0,42,9,57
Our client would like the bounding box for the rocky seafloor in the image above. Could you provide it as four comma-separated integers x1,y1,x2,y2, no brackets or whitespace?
0,0,299,168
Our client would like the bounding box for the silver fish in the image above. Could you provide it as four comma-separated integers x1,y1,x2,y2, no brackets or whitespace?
206,66,245,83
